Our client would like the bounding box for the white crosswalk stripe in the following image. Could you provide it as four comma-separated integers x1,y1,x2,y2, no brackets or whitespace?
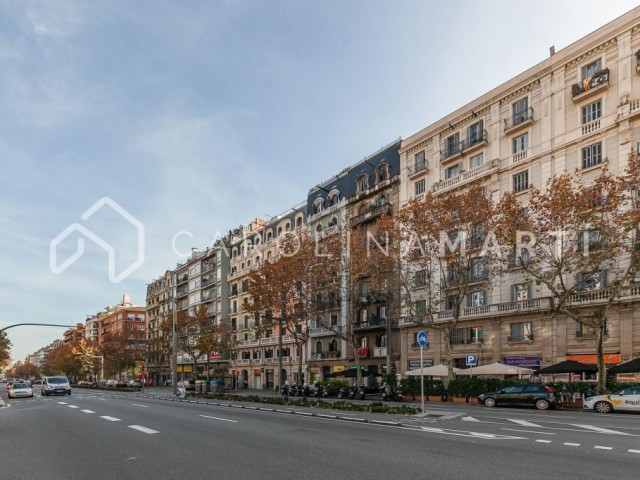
100,416,121,422
128,425,159,434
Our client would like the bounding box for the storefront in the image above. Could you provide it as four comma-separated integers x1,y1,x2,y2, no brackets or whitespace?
502,356,541,368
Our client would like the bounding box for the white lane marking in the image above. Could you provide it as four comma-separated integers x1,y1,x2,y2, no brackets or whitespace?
199,415,238,423
509,419,543,428
564,442,580,447
571,424,632,436
594,446,613,450
502,428,556,435
128,425,159,434
536,439,552,443
419,426,524,440
461,416,480,422
68,405,79,409
100,416,121,422
57,402,68,405
629,449,640,454
131,404,148,408
81,409,95,414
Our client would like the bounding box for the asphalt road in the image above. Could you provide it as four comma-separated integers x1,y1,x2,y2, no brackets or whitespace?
2,386,640,480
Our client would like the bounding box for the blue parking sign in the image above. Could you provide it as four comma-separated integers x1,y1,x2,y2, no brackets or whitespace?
466,355,478,366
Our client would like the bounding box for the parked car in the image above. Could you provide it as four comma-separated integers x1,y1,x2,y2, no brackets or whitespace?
127,380,143,388
583,385,640,413
41,376,71,396
8,381,33,398
478,384,557,410
106,379,118,388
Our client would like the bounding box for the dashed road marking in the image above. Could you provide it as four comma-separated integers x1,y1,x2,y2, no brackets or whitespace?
57,402,68,405
81,409,95,414
564,442,580,447
594,446,613,450
629,449,640,454
128,425,159,434
68,405,79,409
509,419,543,428
199,415,238,423
571,424,632,436
536,439,552,443
461,416,480,422
131,404,148,408
502,428,556,435
100,416,121,422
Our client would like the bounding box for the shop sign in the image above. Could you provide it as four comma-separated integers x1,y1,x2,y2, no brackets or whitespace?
503,356,541,367
566,354,621,364
333,366,345,373
408,359,434,370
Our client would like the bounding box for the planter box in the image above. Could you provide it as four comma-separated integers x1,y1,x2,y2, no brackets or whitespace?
452,396,467,404
428,395,442,402
560,401,583,409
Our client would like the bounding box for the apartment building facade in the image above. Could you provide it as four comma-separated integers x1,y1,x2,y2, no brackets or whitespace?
398,8,640,373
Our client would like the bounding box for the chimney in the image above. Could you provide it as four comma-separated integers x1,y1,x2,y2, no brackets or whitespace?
191,247,198,257
122,294,131,305
549,45,555,57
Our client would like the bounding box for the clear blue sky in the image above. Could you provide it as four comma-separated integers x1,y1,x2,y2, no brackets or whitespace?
1,0,638,364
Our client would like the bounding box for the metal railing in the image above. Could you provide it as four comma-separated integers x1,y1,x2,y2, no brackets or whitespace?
504,107,534,132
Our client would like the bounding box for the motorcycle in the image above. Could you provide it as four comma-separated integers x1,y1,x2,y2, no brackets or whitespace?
348,385,365,400
381,386,403,401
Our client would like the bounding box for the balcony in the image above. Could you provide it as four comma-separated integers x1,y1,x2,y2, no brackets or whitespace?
508,334,534,342
373,346,387,358
432,297,553,323
408,160,429,178
571,69,609,102
504,107,534,134
581,118,601,136
307,198,347,223
201,263,215,273
566,285,640,307
201,292,215,302
309,325,345,337
176,275,189,285
440,142,463,162
201,276,216,287
350,203,393,227
432,159,499,195
354,317,387,331
460,130,488,154
176,287,188,298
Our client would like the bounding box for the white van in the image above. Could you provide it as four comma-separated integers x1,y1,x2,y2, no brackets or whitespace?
41,376,71,396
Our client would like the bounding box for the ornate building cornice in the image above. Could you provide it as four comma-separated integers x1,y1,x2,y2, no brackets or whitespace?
565,38,617,69
499,79,541,105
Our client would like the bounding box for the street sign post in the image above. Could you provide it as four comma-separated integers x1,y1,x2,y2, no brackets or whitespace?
417,331,428,413
466,354,478,377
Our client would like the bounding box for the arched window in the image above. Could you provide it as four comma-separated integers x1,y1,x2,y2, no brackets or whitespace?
359,204,368,215
277,227,282,237
267,231,272,241
329,217,338,227
315,341,323,354
296,216,303,228
359,337,368,348
376,164,389,183
232,248,238,258
316,224,323,232
267,251,272,259
329,339,338,352
286,222,291,232
256,256,260,264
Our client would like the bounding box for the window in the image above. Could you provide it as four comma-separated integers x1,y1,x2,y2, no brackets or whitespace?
414,299,427,316
513,98,529,123
451,328,465,345
581,58,602,80
357,175,369,192
470,257,487,282
445,132,460,157
509,322,532,341
415,179,425,196
582,100,602,124
576,320,607,338
376,165,388,183
513,171,529,193
444,295,458,311
445,164,461,179
576,271,607,291
470,222,485,247
511,283,530,301
577,230,603,253
582,142,602,169
469,153,484,169
414,151,426,170
467,290,486,307
469,327,483,343
512,133,528,153
467,120,484,145
296,217,302,228
414,270,427,287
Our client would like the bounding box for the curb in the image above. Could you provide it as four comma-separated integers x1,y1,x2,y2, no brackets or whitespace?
0,398,6,408
136,393,405,426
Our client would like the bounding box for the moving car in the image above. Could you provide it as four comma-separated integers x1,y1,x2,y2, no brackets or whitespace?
8,381,33,398
583,385,640,413
478,384,558,410
41,376,71,396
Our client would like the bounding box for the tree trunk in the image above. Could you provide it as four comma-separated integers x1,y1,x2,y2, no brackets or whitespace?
297,341,304,386
596,324,606,395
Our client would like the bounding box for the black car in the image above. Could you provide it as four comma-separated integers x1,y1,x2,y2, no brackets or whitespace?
478,384,557,410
